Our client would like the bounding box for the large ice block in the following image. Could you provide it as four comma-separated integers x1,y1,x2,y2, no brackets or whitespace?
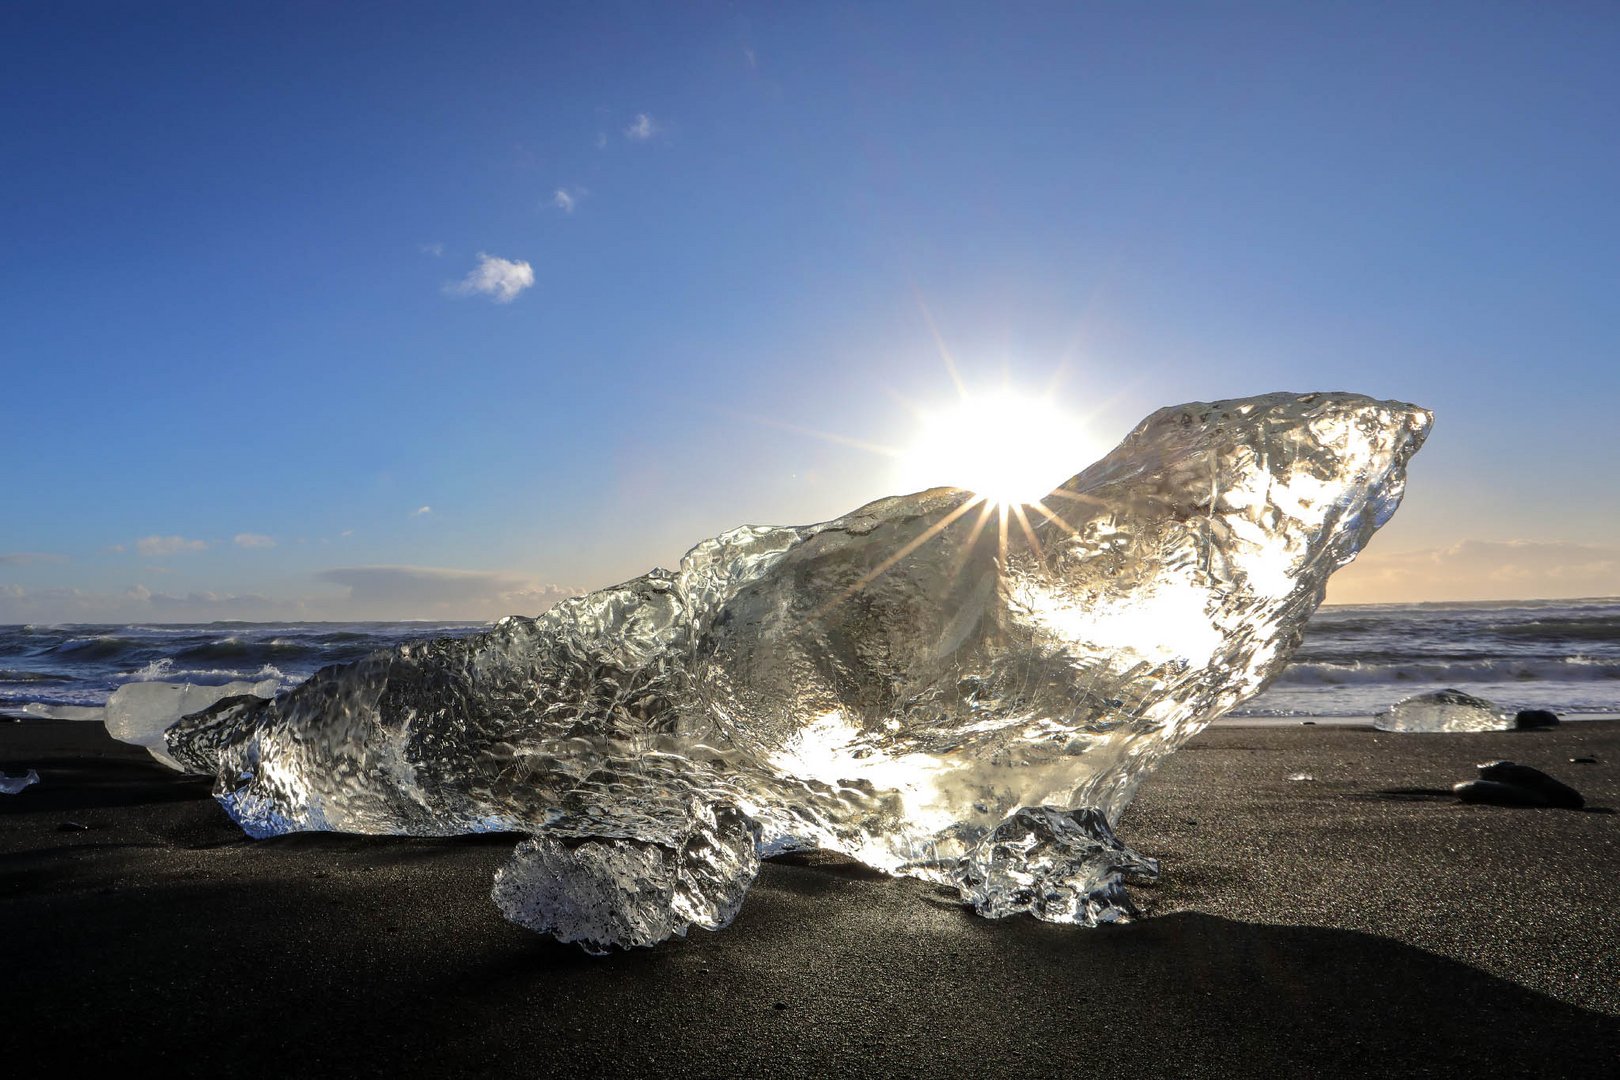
164,391,1430,949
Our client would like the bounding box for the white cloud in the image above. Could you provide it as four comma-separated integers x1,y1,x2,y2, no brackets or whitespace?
412,505,432,517
552,188,578,213
625,113,656,140
419,242,445,257
234,533,276,549
316,566,580,621
446,252,534,303
135,535,208,557
1329,538,1620,604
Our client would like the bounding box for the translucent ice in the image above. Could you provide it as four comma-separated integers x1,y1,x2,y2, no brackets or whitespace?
492,802,761,953
165,391,1430,950
105,678,280,769
1373,688,1512,733
0,768,40,795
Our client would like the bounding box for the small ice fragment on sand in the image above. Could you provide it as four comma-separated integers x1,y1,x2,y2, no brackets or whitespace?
1373,688,1513,733
0,769,40,794
1287,773,1316,782
21,702,106,722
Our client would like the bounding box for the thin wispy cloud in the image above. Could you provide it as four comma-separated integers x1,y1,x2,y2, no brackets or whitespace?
316,565,580,621
624,112,656,140
419,242,445,257
135,535,208,557
0,552,68,566
412,506,433,517
552,188,579,213
0,584,301,624
0,566,582,623
446,252,534,303
594,131,608,150
233,532,276,549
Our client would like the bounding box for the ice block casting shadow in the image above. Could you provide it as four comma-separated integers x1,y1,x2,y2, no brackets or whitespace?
148,392,1429,952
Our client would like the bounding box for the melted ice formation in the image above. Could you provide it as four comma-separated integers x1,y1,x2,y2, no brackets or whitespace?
163,391,1429,950
1373,688,1513,733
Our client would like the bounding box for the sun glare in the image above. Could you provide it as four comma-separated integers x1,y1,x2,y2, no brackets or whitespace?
897,389,1094,508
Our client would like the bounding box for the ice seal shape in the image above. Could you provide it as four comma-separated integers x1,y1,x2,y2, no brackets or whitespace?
165,391,1430,950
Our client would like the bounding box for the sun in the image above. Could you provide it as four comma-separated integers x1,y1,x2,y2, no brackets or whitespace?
896,388,1095,509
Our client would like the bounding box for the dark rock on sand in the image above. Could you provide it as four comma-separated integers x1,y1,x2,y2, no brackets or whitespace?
1514,709,1561,730
1454,779,1553,807
1453,761,1586,809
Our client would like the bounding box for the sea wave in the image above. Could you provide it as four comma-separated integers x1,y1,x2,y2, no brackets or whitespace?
0,669,73,683
1275,656,1620,686
45,635,142,660
120,658,294,686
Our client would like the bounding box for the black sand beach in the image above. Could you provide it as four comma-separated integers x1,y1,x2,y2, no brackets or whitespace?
3,719,1617,1078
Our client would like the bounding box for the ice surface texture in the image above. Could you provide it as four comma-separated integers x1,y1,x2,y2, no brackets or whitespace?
165,392,1430,949
1374,688,1513,732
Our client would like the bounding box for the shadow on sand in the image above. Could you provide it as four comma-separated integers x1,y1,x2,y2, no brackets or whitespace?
2,839,1616,1078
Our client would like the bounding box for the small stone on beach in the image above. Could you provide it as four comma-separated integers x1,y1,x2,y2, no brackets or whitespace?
1453,760,1585,809
1453,779,1550,807
1514,709,1560,730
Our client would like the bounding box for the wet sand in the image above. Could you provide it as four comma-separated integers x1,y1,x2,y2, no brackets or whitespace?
2,718,1617,1077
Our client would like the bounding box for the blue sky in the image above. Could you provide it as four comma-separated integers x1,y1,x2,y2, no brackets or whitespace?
3,1,1618,620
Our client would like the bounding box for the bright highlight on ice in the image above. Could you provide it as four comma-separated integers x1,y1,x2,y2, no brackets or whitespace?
897,389,1094,507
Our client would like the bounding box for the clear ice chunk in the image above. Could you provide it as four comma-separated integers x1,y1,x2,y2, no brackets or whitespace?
958,807,1159,924
1373,688,1513,733
105,678,280,770
492,801,761,954
164,391,1430,950
0,768,40,795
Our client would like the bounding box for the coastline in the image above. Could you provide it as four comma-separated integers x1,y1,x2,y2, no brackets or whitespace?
3,719,1617,1076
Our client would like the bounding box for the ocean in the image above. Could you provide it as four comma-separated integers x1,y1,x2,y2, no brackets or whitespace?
3,598,1619,721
